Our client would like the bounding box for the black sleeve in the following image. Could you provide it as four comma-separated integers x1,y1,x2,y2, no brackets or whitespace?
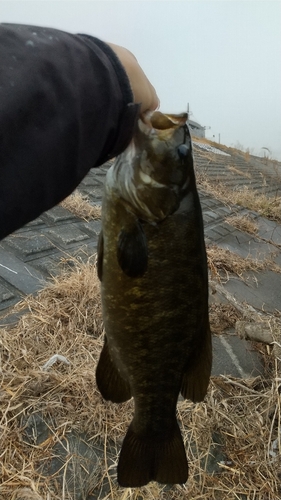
0,23,140,240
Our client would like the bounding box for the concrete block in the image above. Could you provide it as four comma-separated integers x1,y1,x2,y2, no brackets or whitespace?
204,210,221,221
224,271,281,314
42,206,76,224
0,247,46,295
0,281,17,311
82,220,102,237
257,217,281,245
45,225,90,248
2,232,55,260
217,230,276,261
212,333,264,378
211,222,235,237
77,186,103,200
205,227,224,242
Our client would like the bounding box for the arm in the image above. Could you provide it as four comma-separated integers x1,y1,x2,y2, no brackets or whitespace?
106,42,159,114
0,24,158,240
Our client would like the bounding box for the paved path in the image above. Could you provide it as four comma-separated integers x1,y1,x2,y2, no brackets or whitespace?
1,146,281,379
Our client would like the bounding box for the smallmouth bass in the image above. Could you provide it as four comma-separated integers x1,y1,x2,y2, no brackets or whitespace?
96,111,212,487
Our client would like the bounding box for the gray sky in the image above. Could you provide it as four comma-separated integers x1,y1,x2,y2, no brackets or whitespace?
1,0,281,159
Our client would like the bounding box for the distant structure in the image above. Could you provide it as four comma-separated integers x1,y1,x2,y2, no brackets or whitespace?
186,103,206,138
188,119,205,139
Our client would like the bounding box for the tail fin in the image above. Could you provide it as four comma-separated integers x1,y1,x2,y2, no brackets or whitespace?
117,420,188,487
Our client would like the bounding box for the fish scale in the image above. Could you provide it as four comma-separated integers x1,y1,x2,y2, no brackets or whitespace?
96,111,212,487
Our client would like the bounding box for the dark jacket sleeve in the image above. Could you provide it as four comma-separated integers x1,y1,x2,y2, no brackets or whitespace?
0,23,140,240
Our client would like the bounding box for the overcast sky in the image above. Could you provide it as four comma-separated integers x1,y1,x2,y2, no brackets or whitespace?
1,0,281,159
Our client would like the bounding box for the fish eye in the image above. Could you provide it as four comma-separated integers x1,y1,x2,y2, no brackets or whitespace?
177,144,189,160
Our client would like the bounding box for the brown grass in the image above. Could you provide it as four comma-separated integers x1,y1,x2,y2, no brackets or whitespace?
227,165,252,179
225,215,258,236
207,245,281,281
232,188,281,221
0,258,280,499
60,191,101,220
197,174,281,222
206,244,281,282
209,303,242,334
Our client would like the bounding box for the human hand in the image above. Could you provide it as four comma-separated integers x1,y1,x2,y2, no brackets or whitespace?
106,43,159,115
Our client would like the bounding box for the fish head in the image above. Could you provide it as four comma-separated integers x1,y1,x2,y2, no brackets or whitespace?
134,110,192,188
108,111,194,222
133,111,194,221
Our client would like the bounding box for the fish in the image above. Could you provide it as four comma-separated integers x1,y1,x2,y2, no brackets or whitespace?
96,111,212,487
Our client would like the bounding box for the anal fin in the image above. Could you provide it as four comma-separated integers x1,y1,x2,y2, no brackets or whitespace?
96,336,131,403
181,325,212,403
117,419,188,487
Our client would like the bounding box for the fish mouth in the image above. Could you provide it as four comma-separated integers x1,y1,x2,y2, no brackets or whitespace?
140,111,188,132
119,110,189,221
136,111,188,191
138,114,155,137
135,111,190,194
138,169,167,189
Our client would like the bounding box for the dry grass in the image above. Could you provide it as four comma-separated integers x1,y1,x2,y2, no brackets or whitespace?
206,244,281,282
0,258,280,499
60,191,101,220
197,174,281,223
209,303,242,335
225,215,258,236
10,489,44,500
227,165,252,179
232,188,281,221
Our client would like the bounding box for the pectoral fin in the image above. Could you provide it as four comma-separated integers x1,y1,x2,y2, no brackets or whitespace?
117,221,148,278
97,230,103,281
